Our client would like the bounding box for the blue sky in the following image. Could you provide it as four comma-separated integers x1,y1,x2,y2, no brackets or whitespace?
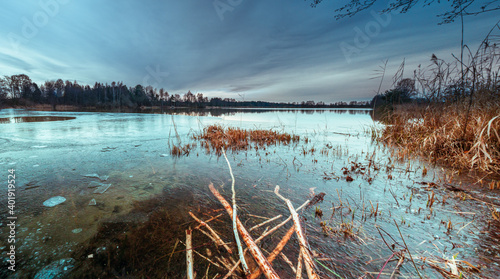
0,0,497,102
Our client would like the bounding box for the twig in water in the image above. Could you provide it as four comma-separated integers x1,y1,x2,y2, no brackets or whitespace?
249,214,283,232
255,200,310,244
180,239,223,269
377,252,396,279
296,250,304,279
394,220,423,279
222,148,250,275
275,185,319,279
209,183,280,279
248,226,295,279
189,211,233,254
194,213,224,230
167,239,179,269
186,228,194,279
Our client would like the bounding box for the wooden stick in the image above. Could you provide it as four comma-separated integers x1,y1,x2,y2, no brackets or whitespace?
222,259,242,279
186,228,194,279
248,225,295,279
222,149,250,275
255,200,309,244
190,211,233,254
209,183,280,279
248,213,271,220
296,250,304,279
275,185,319,279
216,256,235,272
223,200,310,279
167,239,179,269
180,239,223,269
249,214,283,232
195,213,224,230
281,253,297,274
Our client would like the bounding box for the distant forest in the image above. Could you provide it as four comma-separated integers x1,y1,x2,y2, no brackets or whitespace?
0,74,370,110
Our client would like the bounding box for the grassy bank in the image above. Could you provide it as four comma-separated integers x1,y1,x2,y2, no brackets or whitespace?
373,24,500,176
376,96,499,175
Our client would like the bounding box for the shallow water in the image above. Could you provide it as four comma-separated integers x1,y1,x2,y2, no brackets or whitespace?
0,108,499,278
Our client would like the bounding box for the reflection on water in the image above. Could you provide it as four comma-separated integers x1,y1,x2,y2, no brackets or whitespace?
0,108,498,278
0,116,76,124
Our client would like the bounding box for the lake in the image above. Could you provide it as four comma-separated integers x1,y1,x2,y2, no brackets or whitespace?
0,108,498,278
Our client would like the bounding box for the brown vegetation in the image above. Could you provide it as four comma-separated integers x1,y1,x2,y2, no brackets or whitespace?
195,124,300,155
378,98,500,174
374,23,500,176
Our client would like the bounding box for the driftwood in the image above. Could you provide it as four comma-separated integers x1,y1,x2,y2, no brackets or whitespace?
209,183,280,279
296,250,304,279
186,228,194,279
249,214,283,232
194,213,223,230
248,225,295,279
189,211,233,254
180,239,223,269
275,185,319,279
255,200,309,244
222,149,250,275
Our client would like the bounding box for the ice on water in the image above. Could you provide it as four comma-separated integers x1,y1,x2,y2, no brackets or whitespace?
42,196,66,207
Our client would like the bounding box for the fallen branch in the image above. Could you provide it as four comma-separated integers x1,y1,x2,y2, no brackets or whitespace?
186,228,194,279
394,220,423,279
296,250,304,279
180,239,223,269
248,226,295,279
189,211,233,254
255,200,309,244
275,185,319,279
249,214,283,232
281,253,297,274
209,183,280,279
194,213,224,230
222,148,250,275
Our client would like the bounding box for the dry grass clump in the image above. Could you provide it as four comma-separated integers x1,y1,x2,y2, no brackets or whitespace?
378,95,500,174
171,143,194,156
195,124,300,155
375,24,500,175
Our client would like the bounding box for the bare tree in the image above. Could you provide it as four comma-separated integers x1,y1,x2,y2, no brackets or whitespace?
308,0,499,23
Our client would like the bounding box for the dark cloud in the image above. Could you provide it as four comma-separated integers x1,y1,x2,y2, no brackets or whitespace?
0,0,497,102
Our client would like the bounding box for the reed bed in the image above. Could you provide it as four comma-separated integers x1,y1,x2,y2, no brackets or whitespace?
374,23,500,175
195,124,300,155
377,95,500,174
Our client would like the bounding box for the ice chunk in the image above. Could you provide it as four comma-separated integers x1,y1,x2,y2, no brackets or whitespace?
160,154,169,157
88,198,97,206
99,175,109,181
88,181,103,188
43,196,66,207
93,184,111,194
84,173,109,181
72,228,82,234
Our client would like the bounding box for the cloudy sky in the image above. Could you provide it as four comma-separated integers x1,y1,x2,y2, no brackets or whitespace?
0,0,497,102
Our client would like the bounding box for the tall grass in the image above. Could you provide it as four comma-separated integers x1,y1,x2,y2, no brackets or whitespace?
379,98,499,173
376,22,500,175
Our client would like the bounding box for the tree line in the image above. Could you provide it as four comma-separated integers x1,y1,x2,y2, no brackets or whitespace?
0,74,370,110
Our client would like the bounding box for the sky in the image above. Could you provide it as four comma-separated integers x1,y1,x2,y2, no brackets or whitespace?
0,0,498,103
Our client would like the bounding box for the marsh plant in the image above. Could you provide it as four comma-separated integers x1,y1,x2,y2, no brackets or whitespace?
373,23,500,175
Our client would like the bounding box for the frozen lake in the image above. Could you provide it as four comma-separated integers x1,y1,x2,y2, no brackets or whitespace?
0,108,498,278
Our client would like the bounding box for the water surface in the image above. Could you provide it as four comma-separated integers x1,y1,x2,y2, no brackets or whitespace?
0,108,498,278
